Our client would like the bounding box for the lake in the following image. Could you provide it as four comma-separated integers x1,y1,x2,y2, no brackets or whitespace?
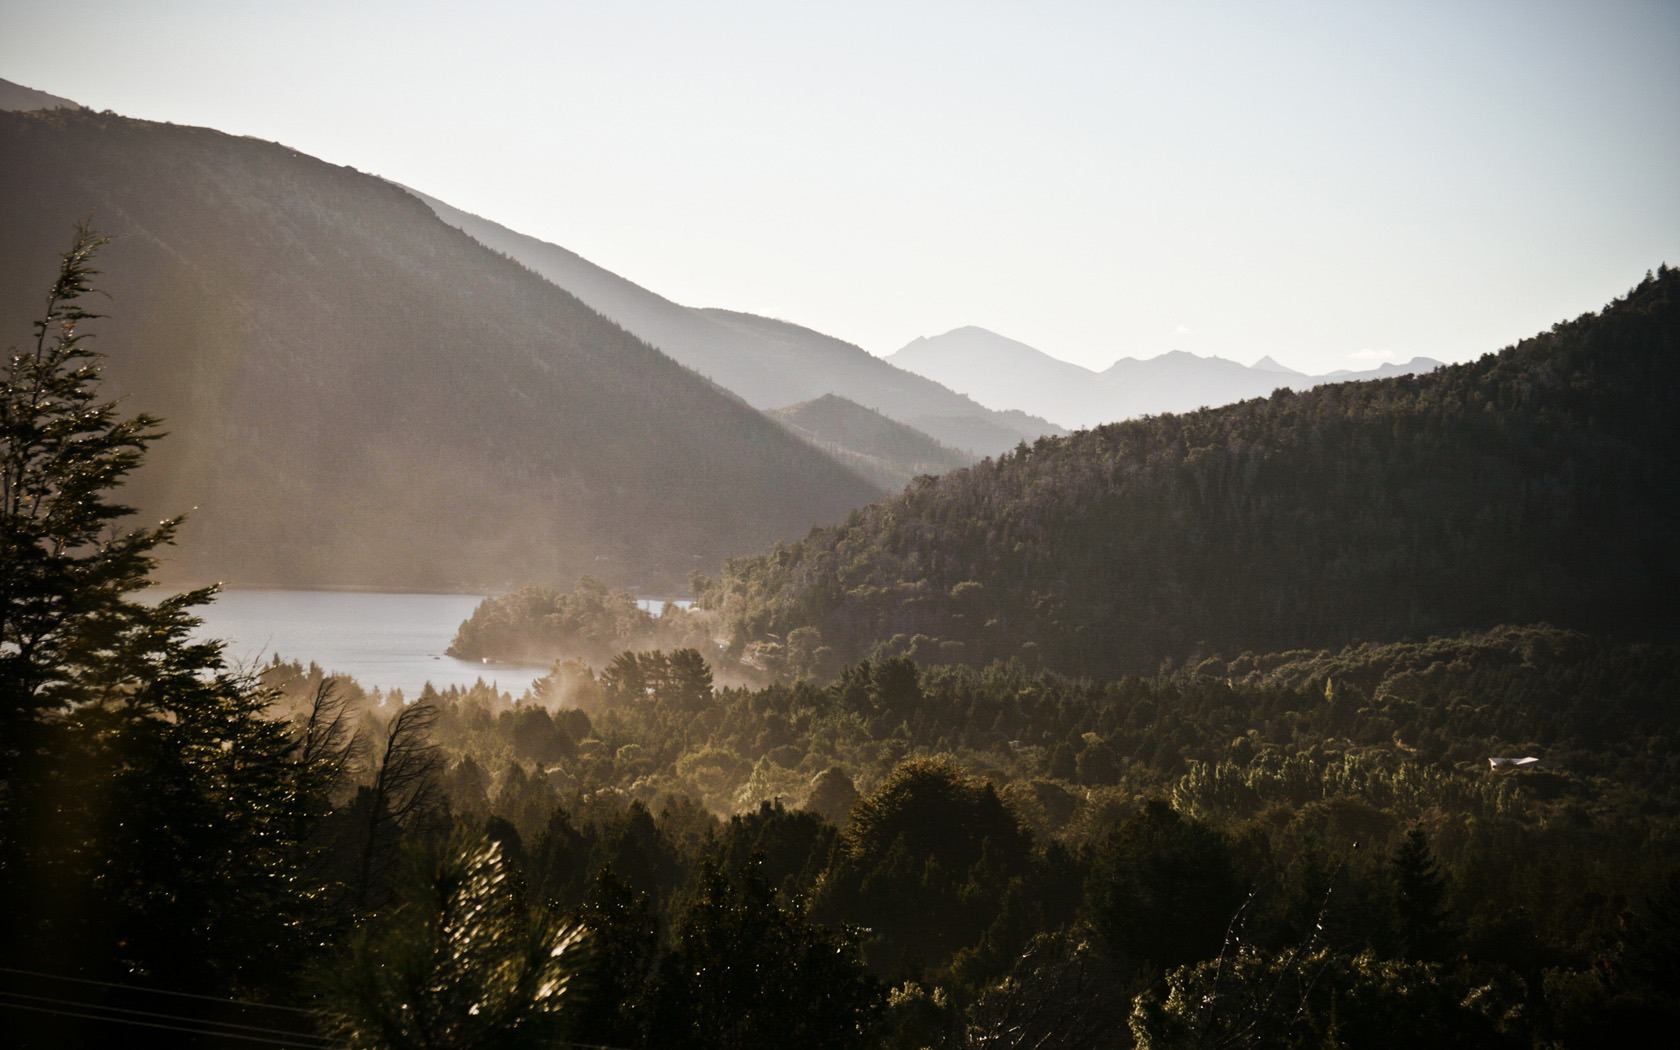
182,589,547,698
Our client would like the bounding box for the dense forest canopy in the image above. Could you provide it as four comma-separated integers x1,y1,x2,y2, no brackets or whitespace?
233,617,1680,1047
6,183,1679,1046
697,269,1680,677
446,578,716,669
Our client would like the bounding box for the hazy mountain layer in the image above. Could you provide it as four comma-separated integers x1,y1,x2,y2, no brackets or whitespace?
0,108,884,592
412,192,1063,456
768,394,974,494
0,78,80,112
890,325,1443,429
700,271,1680,677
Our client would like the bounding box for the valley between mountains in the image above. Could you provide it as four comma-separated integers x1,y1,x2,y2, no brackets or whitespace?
4,72,1678,1049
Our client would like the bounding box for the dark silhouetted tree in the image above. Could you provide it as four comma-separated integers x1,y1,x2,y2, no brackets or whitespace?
1392,824,1452,962
0,223,204,769
826,756,1034,975
645,857,882,1049
1084,799,1245,971
321,833,589,1050
352,699,442,910
0,227,327,999
566,866,658,1047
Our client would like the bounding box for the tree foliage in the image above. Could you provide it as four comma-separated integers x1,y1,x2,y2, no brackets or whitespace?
7,223,1678,1046
0,223,210,759
1130,947,1520,1049
644,857,883,1049
320,833,589,1050
1084,799,1245,970
0,228,329,1002
448,578,717,666
699,269,1680,677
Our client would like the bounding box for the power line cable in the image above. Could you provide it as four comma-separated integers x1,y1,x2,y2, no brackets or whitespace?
0,989,332,1045
0,964,636,1049
0,998,327,1047
0,964,319,1015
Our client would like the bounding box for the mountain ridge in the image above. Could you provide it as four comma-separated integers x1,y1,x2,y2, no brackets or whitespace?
700,269,1680,677
888,325,1444,429
0,77,80,113
409,189,1063,457
0,106,884,592
768,394,974,493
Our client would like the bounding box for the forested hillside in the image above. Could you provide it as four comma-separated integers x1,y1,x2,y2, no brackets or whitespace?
0,108,882,591
245,621,1680,1046
698,269,1680,677
769,394,975,493
8,228,1676,1047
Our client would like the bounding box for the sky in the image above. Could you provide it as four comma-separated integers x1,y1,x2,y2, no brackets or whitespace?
2,0,1676,374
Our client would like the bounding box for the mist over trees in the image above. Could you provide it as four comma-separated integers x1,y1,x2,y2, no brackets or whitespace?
4,123,1678,1047
1,228,339,1037
231,619,1679,1047
0,107,881,593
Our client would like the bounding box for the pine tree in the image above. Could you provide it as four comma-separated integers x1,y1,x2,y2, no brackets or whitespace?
1391,825,1452,962
0,228,326,997
0,224,214,765
321,833,589,1050
645,857,883,1049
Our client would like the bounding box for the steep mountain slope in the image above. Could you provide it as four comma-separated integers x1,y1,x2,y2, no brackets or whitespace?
0,77,80,112
888,325,1443,430
0,108,883,592
412,191,1062,456
768,394,974,493
699,271,1680,677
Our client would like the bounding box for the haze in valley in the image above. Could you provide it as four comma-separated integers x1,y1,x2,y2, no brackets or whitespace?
5,5,1680,1048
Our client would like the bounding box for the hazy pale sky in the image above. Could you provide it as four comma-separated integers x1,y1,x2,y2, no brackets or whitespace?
3,0,1676,374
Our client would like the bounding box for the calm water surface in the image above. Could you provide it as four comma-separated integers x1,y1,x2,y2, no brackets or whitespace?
184,590,546,698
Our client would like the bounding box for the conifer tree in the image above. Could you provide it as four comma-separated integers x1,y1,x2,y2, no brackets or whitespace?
645,857,882,1049
0,224,213,765
322,833,589,1050
0,227,324,996
1392,825,1451,962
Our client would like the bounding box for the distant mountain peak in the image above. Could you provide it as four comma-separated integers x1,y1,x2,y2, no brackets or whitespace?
891,327,1462,431
407,195,1059,457
1251,354,1304,375
917,325,1055,357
